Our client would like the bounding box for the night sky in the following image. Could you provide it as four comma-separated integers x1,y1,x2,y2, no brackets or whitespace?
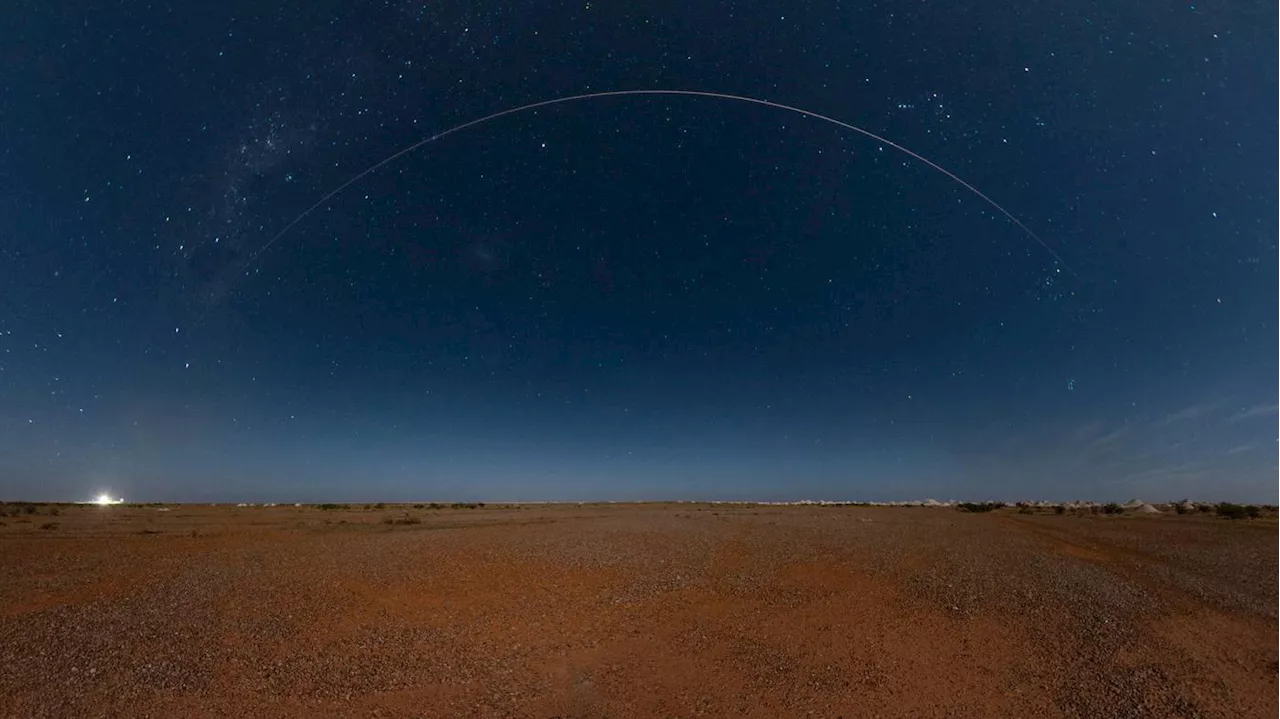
3,2,1275,503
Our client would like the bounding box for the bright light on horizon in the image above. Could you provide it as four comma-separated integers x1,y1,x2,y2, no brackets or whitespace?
92,493,123,506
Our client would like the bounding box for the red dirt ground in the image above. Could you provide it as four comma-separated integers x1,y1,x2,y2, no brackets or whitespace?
1,503,1275,717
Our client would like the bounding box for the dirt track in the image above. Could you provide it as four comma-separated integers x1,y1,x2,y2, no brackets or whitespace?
0,504,1275,718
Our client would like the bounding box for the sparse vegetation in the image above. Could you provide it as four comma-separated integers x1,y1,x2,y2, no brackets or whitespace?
1214,503,1261,520
956,502,1004,513
39,522,58,530
319,503,345,511
1054,505,1066,515
382,515,422,526
1102,503,1125,515
412,504,425,509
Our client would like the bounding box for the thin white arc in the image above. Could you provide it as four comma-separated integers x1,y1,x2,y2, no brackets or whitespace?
241,89,1070,273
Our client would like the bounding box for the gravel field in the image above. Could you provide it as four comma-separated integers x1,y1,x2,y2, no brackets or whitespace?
0,504,1274,718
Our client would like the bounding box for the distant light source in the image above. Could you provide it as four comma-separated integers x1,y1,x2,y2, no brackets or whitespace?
93,493,122,506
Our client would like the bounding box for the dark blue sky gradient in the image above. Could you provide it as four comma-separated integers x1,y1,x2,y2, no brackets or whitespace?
1,1,1275,502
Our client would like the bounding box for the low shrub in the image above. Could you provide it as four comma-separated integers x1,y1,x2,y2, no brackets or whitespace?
1054,505,1066,515
1102,503,1125,515
318,503,343,511
1214,503,1261,520
383,515,422,526
956,502,1004,513
39,522,58,530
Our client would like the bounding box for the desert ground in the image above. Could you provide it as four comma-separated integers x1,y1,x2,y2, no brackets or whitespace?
0,502,1275,718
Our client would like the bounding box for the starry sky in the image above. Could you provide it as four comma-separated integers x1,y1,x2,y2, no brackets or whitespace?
2,2,1275,503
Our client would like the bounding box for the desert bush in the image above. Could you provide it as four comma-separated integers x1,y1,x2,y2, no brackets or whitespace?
383,515,422,526
374,503,385,509
1018,507,1034,515
22,505,37,515
1102,503,1125,515
47,507,60,517
956,502,1004,513
319,503,343,511
412,504,424,509
1214,503,1245,519
39,522,58,530
1054,505,1066,515
1214,503,1260,520
1174,501,1191,515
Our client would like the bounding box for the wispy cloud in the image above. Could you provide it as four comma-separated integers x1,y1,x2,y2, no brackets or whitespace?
1226,404,1278,423
1156,402,1217,426
1071,419,1106,442
1119,462,1207,484
1226,444,1256,455
1089,424,1131,449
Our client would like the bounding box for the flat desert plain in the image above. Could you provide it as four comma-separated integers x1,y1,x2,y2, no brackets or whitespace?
0,503,1275,718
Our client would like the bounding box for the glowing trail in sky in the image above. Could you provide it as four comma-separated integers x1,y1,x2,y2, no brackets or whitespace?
241,89,1071,275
